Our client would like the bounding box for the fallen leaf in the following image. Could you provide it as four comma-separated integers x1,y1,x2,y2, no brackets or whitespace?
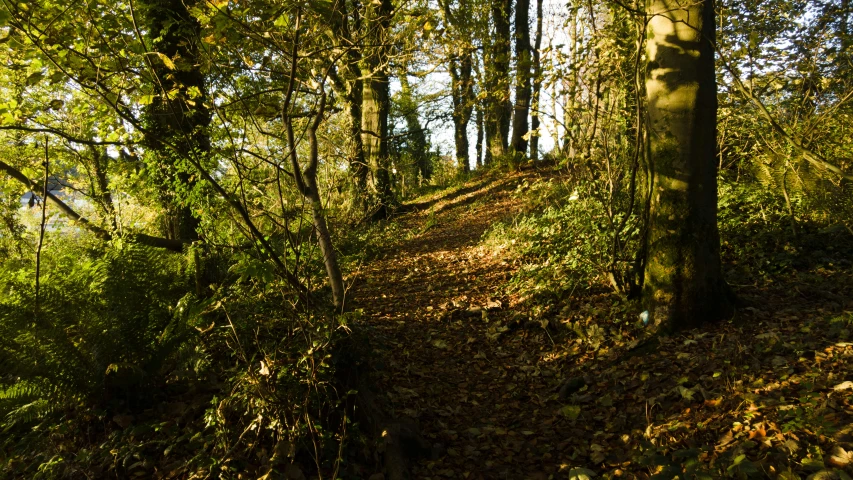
832,381,853,391
748,424,766,440
560,405,581,420
568,467,597,480
828,445,851,468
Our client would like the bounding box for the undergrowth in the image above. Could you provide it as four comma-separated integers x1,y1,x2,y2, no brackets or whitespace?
0,238,357,479
475,168,853,478
481,175,640,305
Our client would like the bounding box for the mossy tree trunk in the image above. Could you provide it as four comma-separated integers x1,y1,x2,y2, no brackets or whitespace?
140,0,209,242
642,0,732,329
361,0,395,219
484,0,512,163
398,71,431,180
329,0,369,211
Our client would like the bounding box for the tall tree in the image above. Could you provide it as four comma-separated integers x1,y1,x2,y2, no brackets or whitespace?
139,0,210,242
510,0,532,156
484,0,512,163
439,0,476,174
360,0,396,218
528,0,543,161
282,18,344,308
643,0,732,328
328,0,369,210
397,70,431,180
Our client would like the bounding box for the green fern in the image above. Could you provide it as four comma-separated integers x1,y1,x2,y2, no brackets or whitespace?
0,242,202,429
751,151,853,224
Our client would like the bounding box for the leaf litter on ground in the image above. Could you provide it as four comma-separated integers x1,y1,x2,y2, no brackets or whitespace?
351,167,853,479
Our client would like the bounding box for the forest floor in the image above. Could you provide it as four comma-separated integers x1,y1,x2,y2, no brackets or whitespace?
350,166,853,479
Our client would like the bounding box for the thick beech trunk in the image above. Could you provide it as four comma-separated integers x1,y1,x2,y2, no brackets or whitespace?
643,0,731,328
510,0,532,156
329,0,369,209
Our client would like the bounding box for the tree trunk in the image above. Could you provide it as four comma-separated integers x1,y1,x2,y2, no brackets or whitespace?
528,0,543,161
329,0,369,211
642,0,731,329
561,8,580,159
282,19,344,308
140,0,209,242
510,0,532,156
305,121,345,309
475,103,484,168
449,52,475,174
361,0,395,218
398,72,431,180
485,0,512,161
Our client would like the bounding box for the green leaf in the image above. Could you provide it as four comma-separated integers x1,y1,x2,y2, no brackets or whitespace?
26,71,45,86
274,14,289,28
560,404,581,420
568,467,597,480
155,52,176,70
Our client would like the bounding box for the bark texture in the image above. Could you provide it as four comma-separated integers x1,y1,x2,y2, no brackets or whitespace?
449,53,474,173
484,0,512,163
360,0,395,218
329,0,369,208
643,0,731,328
510,0,532,156
528,0,543,161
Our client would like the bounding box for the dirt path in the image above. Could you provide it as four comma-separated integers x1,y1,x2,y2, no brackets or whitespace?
349,169,853,480
351,170,567,479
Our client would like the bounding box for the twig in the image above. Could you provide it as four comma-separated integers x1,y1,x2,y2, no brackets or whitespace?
35,136,49,314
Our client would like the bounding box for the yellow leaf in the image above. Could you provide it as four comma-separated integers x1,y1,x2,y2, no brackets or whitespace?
156,52,176,70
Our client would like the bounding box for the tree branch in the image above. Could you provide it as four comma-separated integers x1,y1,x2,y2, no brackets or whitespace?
0,125,126,146
0,159,186,252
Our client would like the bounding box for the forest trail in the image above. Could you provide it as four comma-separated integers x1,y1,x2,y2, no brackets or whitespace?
351,168,569,479
349,169,853,480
